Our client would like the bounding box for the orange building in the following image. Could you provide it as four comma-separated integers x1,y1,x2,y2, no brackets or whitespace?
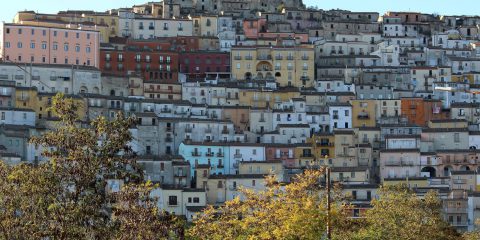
400,98,448,126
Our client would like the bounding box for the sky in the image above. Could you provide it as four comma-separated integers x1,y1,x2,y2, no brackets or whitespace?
1,0,479,22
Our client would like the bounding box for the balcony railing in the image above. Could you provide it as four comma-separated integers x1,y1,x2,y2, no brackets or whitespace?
217,152,224,157
275,55,283,60
185,128,192,133
300,76,310,81
287,56,294,60
15,75,24,80
301,56,310,60
275,66,281,70
206,152,214,157
234,56,242,60
165,137,173,142
257,55,272,60
221,129,230,134
333,115,339,119
357,115,370,119
234,154,242,158
31,76,40,80
0,74,8,79
192,152,201,157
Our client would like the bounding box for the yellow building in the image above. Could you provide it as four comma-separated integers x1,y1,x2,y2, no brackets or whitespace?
231,45,315,88
14,11,117,42
309,133,336,160
351,99,377,127
192,15,218,37
295,143,315,168
238,88,300,108
383,177,429,188
15,86,39,112
238,161,284,176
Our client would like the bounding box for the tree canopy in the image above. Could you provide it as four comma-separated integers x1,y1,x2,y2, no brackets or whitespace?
0,93,182,240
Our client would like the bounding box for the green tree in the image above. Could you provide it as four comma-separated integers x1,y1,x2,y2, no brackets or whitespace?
188,169,351,240
0,93,181,239
351,184,460,240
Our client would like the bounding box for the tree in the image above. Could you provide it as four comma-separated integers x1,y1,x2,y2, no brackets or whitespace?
351,184,460,240
188,169,351,240
0,93,181,239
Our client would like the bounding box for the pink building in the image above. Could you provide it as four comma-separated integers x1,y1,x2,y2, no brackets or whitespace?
265,144,296,168
0,23,100,68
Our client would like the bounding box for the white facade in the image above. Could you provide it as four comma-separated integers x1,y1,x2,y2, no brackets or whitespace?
0,63,101,94
329,104,352,131
0,108,35,126
229,145,266,170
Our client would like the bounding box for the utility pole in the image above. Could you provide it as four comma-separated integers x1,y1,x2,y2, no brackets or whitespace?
326,166,331,240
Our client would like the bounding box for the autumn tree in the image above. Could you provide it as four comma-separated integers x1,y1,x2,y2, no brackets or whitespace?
0,93,181,240
351,184,460,240
188,169,352,240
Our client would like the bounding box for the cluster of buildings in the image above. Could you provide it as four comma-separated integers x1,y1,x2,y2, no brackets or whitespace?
2,0,480,231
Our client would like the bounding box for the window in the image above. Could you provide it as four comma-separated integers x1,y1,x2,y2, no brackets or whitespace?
41,42,47,49
1,112,4,120
30,42,35,49
344,110,349,116
75,45,80,52
168,196,178,206
53,42,58,50
86,47,91,53
454,133,460,143
64,32,68,38
193,197,200,203
4,42,10,48
64,44,69,51
53,31,57,37
17,42,23,48
252,180,256,186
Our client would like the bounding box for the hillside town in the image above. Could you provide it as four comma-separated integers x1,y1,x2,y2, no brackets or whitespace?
1,0,480,232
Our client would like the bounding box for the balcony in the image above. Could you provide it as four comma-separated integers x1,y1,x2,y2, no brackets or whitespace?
300,76,310,81
149,26,155,30
333,115,339,120
287,56,294,60
206,152,214,157
234,154,242,158
16,95,29,101
185,127,192,133
217,164,224,168
117,58,124,62
245,56,253,60
275,55,283,60
0,74,8,80
302,66,309,70
275,66,281,70
192,152,201,157
166,127,173,132
357,114,370,120
301,56,310,60
129,82,141,88
217,152,224,157
163,27,169,30
320,142,334,147
165,137,173,142
301,154,314,158
234,56,242,60
452,179,467,184
257,55,272,60
424,74,437,78
161,108,172,113
221,129,230,134
15,75,24,80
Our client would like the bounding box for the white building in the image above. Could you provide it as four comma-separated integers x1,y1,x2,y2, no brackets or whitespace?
328,103,352,131
0,107,35,126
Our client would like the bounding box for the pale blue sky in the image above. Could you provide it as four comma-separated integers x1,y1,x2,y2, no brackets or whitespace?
1,0,478,22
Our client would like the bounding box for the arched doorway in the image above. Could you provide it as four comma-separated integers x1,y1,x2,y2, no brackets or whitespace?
256,72,264,80
421,166,436,178
245,72,252,80
79,86,88,93
443,165,453,176
110,89,116,96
